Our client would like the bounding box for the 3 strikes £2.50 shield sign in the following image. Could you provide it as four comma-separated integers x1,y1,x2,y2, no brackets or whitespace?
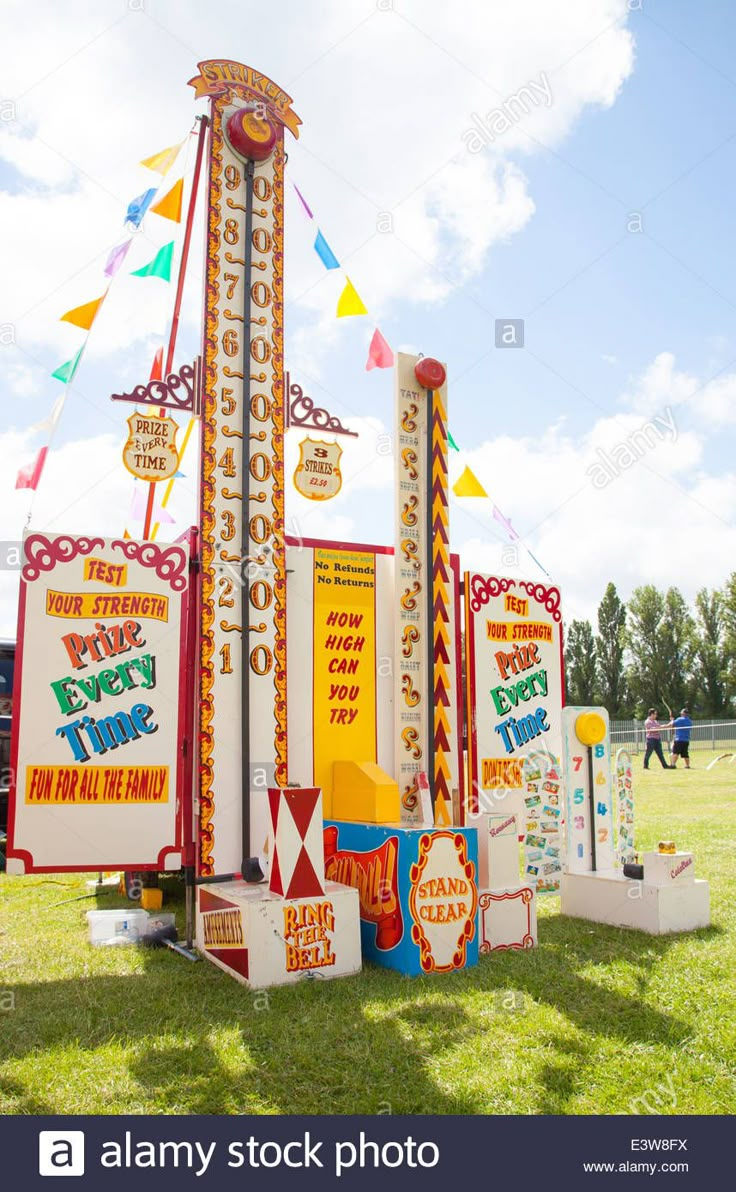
293,437,343,501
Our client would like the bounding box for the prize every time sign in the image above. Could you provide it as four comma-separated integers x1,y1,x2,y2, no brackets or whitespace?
465,576,563,814
7,533,190,873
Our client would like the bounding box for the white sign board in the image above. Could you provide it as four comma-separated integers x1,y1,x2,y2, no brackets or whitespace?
465,574,564,826
6,532,191,873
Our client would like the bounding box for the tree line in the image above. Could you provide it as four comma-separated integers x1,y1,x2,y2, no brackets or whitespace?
564,577,736,719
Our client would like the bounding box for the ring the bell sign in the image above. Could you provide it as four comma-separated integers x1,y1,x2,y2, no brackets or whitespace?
189,61,300,878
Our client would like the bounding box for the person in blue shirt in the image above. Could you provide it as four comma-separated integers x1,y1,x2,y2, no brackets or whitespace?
670,708,693,769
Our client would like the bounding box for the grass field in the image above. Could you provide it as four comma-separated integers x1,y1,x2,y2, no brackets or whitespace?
1,752,734,1116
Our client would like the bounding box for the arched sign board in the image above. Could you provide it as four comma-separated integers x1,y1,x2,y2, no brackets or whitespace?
464,573,564,828
5,532,194,874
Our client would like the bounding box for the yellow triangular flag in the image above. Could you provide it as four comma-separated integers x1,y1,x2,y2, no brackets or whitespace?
336,276,368,318
452,465,488,499
140,141,183,176
60,294,105,331
150,178,183,223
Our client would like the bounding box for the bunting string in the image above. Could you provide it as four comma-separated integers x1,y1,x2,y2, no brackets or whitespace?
290,179,548,577
16,132,190,502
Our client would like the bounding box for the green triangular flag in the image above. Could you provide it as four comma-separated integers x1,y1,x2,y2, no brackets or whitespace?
131,240,175,281
51,344,84,384
448,431,459,452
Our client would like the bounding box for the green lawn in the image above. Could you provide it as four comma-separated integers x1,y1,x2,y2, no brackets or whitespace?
1,752,734,1115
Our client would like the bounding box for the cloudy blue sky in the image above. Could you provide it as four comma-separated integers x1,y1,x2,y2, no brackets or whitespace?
2,0,735,634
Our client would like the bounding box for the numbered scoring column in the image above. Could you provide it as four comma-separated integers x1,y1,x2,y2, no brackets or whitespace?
214,156,278,690
569,743,610,868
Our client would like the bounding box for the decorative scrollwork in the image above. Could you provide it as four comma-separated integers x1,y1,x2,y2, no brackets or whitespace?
284,370,358,438
110,357,201,415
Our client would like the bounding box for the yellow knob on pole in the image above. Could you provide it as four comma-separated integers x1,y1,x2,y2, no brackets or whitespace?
575,711,606,747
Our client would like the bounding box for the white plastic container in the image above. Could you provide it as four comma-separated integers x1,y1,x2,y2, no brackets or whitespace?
86,909,149,946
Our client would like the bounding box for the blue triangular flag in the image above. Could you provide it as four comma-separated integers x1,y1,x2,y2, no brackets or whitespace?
314,229,340,270
125,188,156,228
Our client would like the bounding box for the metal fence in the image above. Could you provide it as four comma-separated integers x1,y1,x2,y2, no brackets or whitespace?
610,718,736,754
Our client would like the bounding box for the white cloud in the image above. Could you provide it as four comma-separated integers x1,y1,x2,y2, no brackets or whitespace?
453,354,736,623
0,0,635,375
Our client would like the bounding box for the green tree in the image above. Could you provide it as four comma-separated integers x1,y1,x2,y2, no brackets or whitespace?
595,582,627,715
721,572,736,709
659,587,696,712
625,585,668,716
693,588,727,716
565,619,597,705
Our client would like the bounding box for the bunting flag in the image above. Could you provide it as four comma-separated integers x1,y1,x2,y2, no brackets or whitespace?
130,487,174,523
492,505,519,540
452,465,488,499
15,446,48,491
51,345,84,385
150,178,183,223
31,394,64,434
149,347,164,381
448,431,459,452
293,183,313,219
125,188,156,228
60,294,105,330
140,141,183,175
336,277,367,318
104,239,132,278
365,327,394,370
314,229,340,270
131,241,174,281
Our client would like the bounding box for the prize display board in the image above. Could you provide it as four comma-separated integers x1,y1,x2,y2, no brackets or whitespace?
6,532,192,873
286,538,463,809
191,61,300,875
561,707,616,873
465,574,564,825
521,751,563,893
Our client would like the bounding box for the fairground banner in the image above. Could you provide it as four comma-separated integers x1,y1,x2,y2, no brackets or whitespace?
6,532,193,873
464,574,564,823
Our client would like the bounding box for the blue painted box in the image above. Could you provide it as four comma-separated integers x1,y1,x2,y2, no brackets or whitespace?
324,821,479,976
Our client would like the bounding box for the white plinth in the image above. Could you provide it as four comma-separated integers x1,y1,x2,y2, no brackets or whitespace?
561,870,710,935
197,879,362,989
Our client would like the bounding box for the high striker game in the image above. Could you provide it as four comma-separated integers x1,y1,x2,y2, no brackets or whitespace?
5,60,711,989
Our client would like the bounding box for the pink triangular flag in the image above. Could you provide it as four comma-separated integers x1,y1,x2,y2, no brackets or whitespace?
130,486,174,524
16,446,48,491
104,239,132,278
293,183,313,219
492,505,519,540
131,488,148,520
366,327,394,370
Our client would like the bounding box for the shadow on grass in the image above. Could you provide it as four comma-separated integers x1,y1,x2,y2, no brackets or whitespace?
0,887,712,1115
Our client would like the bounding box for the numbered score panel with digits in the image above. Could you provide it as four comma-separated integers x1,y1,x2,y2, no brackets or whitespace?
464,574,564,824
6,532,193,873
561,706,616,873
